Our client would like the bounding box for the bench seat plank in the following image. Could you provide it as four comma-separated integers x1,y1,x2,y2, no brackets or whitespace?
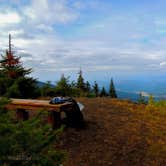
5,98,73,112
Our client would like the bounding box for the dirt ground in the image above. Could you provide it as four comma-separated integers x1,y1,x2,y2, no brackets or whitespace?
55,98,166,166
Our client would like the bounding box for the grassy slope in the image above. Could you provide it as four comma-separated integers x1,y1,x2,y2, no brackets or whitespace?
56,98,166,166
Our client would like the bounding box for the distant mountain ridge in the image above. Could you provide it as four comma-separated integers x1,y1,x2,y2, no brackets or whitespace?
37,81,54,88
97,78,166,101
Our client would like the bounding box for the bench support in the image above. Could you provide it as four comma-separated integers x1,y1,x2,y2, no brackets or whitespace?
16,109,29,121
47,111,61,129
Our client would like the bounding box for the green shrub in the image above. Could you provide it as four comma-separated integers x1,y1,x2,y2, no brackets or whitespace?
148,95,155,105
137,93,147,104
0,100,65,166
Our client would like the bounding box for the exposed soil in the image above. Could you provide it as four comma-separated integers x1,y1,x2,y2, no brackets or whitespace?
55,98,166,166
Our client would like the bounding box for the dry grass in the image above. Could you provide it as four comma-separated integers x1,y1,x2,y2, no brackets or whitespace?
55,98,166,166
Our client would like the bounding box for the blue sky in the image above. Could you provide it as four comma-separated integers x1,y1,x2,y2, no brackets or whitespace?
0,0,166,83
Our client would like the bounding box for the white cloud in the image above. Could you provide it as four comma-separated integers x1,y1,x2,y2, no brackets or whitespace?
0,12,21,25
9,29,24,36
23,0,78,25
36,24,54,32
160,61,166,67
144,53,164,60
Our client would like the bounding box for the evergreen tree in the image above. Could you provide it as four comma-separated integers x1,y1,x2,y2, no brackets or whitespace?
77,70,85,91
0,51,31,78
109,78,117,98
40,81,55,97
55,74,71,96
0,34,38,98
85,81,91,93
93,81,99,97
100,86,108,97
0,35,31,79
70,81,80,97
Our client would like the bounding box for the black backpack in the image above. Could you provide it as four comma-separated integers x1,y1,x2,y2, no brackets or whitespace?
50,97,85,128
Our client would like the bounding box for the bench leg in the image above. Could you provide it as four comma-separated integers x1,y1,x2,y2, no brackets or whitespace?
47,111,61,129
16,109,29,121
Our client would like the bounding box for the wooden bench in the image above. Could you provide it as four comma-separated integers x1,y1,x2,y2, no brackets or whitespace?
5,99,73,129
